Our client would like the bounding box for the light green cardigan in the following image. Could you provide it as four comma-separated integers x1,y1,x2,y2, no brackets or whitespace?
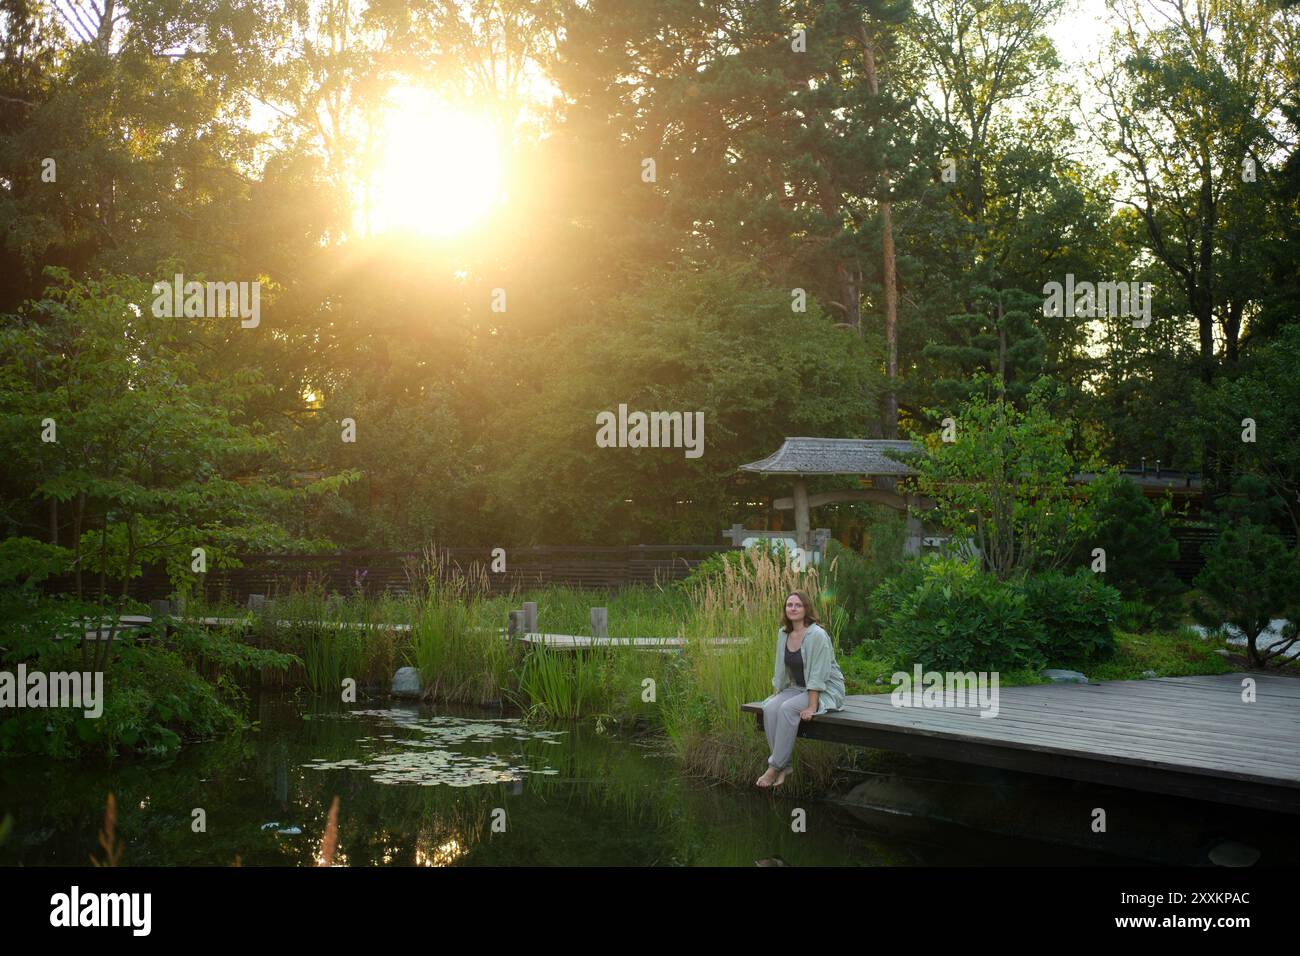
771,622,846,715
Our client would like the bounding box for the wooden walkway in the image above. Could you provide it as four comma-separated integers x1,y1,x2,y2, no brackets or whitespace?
743,673,1300,815
69,616,734,651
514,634,743,650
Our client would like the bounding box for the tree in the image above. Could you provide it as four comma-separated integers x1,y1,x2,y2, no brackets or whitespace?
1094,0,1300,384
907,374,1106,579
1193,521,1300,667
0,269,356,669
1081,471,1183,628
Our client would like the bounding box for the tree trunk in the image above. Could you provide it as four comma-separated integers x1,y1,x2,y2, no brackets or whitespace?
859,24,899,439
1196,165,1217,385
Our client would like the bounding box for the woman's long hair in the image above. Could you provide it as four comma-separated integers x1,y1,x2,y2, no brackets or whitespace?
780,590,820,635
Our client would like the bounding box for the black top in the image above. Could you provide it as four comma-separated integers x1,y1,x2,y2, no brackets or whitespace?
784,637,806,688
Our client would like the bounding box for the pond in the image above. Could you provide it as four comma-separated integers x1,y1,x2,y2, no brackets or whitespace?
0,691,1288,866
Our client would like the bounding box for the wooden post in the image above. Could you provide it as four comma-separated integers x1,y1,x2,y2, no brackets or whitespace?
149,599,172,621
523,601,537,634
792,479,811,549
590,607,608,641
507,610,524,639
247,593,266,612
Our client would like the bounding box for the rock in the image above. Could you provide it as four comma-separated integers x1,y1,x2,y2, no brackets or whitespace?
1040,669,1088,684
391,666,422,699
1214,649,1232,657
755,857,788,867
1209,841,1260,867
260,822,281,830
874,677,884,685
276,827,303,836
1141,670,1158,679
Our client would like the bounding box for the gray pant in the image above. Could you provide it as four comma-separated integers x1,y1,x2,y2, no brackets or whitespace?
761,686,810,770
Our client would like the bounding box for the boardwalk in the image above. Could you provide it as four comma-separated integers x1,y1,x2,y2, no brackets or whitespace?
743,673,1300,814
71,615,738,651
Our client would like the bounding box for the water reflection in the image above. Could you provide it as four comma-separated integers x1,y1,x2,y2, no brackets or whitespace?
0,690,1268,867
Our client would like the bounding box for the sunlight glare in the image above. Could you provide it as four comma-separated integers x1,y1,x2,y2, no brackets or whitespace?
368,87,503,238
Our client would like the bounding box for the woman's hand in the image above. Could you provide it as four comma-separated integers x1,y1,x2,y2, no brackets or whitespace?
799,706,815,721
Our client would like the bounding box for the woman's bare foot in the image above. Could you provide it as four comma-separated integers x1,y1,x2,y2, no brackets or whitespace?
755,767,781,788
773,767,791,788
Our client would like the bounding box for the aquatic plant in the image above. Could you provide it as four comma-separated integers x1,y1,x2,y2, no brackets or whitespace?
409,547,508,704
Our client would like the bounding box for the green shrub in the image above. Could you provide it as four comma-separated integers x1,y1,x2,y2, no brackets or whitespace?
0,640,245,759
1021,569,1120,663
1192,520,1300,667
876,557,1045,672
823,511,909,650
1080,472,1182,628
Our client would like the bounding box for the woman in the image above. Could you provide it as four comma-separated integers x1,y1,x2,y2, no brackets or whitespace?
756,589,847,788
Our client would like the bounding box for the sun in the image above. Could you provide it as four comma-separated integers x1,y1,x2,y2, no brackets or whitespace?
366,87,503,238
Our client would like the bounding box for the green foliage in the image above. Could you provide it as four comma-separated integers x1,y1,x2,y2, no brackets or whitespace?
408,555,507,705
910,375,1106,579
875,557,1046,671
871,557,1119,671
513,645,611,722
0,639,242,759
1021,569,1120,663
1193,521,1300,667
479,259,883,544
1082,472,1183,627
822,512,909,649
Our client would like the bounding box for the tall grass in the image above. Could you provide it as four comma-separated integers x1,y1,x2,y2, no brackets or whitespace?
409,548,508,704
256,581,410,691
662,548,844,790
512,643,611,719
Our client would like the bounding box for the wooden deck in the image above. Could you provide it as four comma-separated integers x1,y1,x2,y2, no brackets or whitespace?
743,673,1300,814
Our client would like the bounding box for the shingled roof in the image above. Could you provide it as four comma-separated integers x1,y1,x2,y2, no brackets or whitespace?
739,438,923,476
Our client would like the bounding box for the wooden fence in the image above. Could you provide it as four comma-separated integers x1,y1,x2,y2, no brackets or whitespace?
36,526,1295,604
39,545,741,604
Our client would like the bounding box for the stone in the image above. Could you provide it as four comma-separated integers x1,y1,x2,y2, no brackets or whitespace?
1214,649,1231,657
1040,669,1088,684
1141,670,1158,679
1209,841,1260,867
391,667,422,699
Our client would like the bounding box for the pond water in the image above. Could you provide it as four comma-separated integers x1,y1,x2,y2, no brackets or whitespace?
0,692,1286,866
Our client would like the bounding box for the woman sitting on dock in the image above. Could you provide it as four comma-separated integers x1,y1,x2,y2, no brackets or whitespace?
756,590,846,788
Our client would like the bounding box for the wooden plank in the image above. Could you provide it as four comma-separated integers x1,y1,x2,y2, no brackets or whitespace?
827,705,1299,772
742,673,1300,812
836,683,1300,748
784,708,1299,786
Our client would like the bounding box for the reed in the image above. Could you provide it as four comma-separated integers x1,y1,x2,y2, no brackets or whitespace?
662,547,843,789
409,546,507,704
512,642,611,720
